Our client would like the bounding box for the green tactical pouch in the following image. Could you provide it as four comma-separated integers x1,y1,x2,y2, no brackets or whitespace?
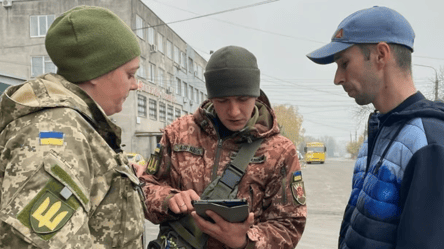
148,215,207,249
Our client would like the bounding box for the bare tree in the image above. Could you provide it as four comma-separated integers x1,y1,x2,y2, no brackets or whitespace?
352,105,374,127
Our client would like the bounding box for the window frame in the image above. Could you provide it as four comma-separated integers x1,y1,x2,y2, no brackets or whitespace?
167,105,174,123
176,78,182,95
159,102,166,122
137,94,147,118
149,63,155,83
159,68,165,88
157,33,164,54
149,99,157,120
30,14,55,38
135,15,145,39
166,40,173,59
137,58,146,79
31,56,57,77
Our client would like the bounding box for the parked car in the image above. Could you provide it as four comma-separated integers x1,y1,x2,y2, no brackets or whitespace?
126,153,146,166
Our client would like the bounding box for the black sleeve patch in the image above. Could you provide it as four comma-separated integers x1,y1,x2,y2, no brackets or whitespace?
146,144,163,175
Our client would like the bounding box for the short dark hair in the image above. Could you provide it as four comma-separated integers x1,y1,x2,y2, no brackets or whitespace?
356,43,412,72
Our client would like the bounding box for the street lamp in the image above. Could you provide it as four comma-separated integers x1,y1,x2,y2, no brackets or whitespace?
414,64,439,101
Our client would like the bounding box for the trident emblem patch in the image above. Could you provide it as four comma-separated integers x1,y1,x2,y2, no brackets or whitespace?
30,191,74,234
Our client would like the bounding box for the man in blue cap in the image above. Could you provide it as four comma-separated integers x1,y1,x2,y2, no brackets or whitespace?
308,6,444,249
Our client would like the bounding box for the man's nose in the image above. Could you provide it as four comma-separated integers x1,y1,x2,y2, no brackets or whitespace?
130,79,139,90
334,68,344,86
227,102,241,116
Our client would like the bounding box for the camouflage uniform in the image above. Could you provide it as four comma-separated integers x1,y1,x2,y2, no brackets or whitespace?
141,100,307,248
0,74,144,248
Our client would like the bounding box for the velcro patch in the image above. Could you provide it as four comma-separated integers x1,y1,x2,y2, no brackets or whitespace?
30,191,75,234
17,179,81,240
173,144,204,156
146,144,163,175
39,131,64,146
291,171,306,205
230,152,266,164
293,170,302,182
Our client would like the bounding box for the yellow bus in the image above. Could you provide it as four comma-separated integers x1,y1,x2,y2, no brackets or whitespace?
304,142,326,164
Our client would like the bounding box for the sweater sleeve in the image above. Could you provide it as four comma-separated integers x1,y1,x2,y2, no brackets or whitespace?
396,144,444,248
246,140,307,249
140,131,182,224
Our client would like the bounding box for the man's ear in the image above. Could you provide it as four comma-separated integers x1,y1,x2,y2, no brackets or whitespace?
375,42,391,68
87,78,98,86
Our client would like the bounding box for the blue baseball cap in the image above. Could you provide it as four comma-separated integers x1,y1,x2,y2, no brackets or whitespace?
306,6,415,64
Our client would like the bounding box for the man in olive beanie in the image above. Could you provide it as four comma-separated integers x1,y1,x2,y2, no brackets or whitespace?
204,46,260,99
139,45,306,249
0,6,145,249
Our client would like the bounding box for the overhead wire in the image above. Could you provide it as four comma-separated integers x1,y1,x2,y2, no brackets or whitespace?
134,0,280,30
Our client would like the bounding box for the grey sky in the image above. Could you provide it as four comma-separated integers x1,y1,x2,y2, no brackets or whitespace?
141,0,444,144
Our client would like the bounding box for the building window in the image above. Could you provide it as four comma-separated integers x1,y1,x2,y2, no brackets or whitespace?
30,15,55,37
138,95,147,117
195,88,199,102
148,27,155,44
183,82,188,98
149,63,155,83
175,108,181,119
189,85,194,102
157,33,164,54
198,65,203,80
149,99,157,120
174,46,180,64
136,15,145,39
181,52,187,70
176,78,181,95
167,105,174,123
137,58,146,79
188,57,194,73
205,94,208,100
159,68,164,87
166,40,173,59
31,56,56,77
159,102,166,122
201,92,204,103
183,110,188,115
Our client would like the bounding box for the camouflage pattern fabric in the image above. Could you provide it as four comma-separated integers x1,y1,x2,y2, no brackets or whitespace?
140,99,307,249
0,74,144,248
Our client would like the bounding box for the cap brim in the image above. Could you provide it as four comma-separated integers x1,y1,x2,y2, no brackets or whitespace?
306,42,354,64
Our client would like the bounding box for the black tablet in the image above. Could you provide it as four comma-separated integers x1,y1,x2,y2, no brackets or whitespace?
192,199,249,223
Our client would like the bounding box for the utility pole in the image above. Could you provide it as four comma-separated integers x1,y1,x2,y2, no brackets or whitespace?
414,64,439,101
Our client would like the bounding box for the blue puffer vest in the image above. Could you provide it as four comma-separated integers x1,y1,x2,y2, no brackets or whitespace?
339,93,430,249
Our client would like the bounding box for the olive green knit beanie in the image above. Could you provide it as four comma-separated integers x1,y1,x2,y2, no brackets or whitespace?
204,46,260,98
45,6,141,83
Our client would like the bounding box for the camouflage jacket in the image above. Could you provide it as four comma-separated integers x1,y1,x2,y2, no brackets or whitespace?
0,74,144,248
141,100,307,248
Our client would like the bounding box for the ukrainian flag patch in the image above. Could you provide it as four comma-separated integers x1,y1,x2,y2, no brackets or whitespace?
39,132,64,146
293,171,302,182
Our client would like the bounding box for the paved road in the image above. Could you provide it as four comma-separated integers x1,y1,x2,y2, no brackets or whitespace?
297,158,355,249
142,157,356,249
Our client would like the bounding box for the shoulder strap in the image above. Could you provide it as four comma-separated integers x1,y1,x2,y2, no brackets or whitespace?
202,138,263,200
372,122,406,174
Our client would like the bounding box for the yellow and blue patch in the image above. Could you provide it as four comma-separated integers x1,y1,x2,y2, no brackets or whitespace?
39,132,64,146
291,171,306,205
293,171,302,182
